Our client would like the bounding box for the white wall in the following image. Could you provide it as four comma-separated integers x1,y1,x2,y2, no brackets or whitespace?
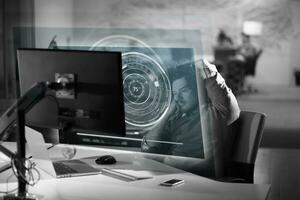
290,1,300,71
34,0,74,47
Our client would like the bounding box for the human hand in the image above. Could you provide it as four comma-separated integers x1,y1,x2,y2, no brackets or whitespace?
196,59,218,80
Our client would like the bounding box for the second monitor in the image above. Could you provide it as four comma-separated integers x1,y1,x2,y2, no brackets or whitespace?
17,48,125,143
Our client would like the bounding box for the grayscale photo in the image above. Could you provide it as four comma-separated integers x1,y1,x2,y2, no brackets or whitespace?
0,0,300,200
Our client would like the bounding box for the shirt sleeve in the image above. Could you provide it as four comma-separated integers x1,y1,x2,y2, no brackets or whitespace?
200,59,240,125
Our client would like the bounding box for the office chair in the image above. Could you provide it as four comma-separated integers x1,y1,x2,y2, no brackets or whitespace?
225,58,245,95
240,49,263,93
221,111,266,183
213,47,237,76
244,49,263,77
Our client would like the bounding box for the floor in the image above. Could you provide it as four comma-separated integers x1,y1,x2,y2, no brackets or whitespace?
237,85,300,200
255,148,300,200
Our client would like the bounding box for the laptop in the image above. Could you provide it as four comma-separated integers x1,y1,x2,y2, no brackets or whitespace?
25,126,100,178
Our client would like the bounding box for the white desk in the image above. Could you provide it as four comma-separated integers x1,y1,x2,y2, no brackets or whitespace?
0,142,270,200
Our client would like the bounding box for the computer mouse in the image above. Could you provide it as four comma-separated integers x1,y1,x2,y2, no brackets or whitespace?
95,155,116,165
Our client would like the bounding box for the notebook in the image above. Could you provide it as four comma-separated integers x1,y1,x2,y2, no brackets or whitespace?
25,126,100,178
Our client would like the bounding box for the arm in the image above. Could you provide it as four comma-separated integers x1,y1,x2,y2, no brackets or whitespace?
199,59,240,125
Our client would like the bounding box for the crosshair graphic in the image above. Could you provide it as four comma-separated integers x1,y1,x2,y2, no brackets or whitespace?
122,52,171,128
90,35,171,128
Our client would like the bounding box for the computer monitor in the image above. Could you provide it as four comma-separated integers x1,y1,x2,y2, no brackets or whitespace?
17,48,125,143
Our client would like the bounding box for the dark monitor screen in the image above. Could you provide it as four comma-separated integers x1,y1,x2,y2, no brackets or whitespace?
17,48,125,139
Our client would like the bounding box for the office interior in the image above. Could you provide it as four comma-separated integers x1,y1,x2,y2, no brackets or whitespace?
0,0,300,200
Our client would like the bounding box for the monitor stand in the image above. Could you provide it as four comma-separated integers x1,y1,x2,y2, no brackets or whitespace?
30,122,78,144
3,110,38,200
58,122,78,144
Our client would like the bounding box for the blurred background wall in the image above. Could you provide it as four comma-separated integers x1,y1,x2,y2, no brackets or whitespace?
1,1,300,199
1,0,300,97
34,0,300,87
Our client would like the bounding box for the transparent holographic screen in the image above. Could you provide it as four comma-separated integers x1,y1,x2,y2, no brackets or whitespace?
14,27,203,57
14,28,209,159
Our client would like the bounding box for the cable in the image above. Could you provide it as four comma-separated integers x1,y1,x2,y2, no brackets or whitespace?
0,161,18,194
46,143,58,151
0,143,57,176
0,83,61,194
0,155,40,194
11,155,40,187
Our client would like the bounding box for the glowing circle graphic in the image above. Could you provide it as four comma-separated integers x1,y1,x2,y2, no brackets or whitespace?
89,35,171,128
122,52,171,127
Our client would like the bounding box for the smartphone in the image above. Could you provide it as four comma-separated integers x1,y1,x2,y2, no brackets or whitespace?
160,179,185,186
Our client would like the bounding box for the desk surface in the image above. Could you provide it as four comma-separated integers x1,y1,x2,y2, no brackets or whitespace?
0,142,270,200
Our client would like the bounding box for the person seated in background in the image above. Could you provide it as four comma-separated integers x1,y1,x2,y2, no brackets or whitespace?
216,29,234,48
142,59,240,178
238,33,262,93
239,33,258,59
213,29,236,76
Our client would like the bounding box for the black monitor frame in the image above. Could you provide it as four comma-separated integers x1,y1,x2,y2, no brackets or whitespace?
17,48,125,143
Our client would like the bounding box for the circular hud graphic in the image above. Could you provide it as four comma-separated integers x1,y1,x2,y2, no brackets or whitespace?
122,52,171,128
